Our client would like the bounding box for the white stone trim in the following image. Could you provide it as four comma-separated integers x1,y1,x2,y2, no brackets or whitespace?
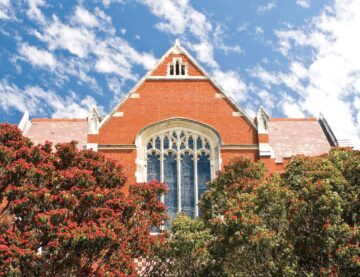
167,57,188,77
18,111,32,134
88,107,100,135
232,112,242,117
221,144,259,150
147,76,207,80
135,118,222,184
113,112,124,117
86,143,98,151
130,93,140,98
98,40,257,130
259,143,273,157
137,118,222,218
256,106,269,134
98,144,136,150
215,93,225,98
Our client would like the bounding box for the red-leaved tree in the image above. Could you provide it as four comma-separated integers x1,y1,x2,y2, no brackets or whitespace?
0,124,167,276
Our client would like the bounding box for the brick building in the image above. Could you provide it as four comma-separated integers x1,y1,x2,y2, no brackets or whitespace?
18,40,350,220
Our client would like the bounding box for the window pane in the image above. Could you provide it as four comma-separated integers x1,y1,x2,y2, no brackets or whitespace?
181,152,195,218
188,136,194,149
147,152,160,181
197,137,203,149
170,65,174,75
197,152,211,217
164,136,169,149
164,153,178,220
181,65,185,75
155,137,161,150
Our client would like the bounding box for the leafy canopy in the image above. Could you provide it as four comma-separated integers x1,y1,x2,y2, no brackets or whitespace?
165,151,360,276
0,124,167,276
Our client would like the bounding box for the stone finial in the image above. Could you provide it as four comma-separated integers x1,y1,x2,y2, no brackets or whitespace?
88,107,100,135
174,38,181,47
256,106,269,134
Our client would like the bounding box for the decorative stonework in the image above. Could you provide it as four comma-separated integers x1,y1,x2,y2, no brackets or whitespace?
112,112,124,117
88,107,100,135
135,118,222,218
167,57,188,77
130,93,140,98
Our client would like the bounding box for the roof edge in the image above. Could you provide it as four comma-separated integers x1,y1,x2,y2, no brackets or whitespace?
270,118,317,122
32,118,87,122
99,39,257,130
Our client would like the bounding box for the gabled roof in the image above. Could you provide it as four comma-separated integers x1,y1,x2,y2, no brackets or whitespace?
24,118,88,149
268,118,332,160
99,39,257,129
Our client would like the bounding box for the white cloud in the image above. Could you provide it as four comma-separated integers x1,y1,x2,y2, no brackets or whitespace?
141,0,188,35
31,7,156,87
258,89,274,109
102,0,125,7
237,21,249,32
255,26,264,35
27,0,46,23
250,66,280,88
19,43,56,69
296,0,310,9
258,0,360,148
257,1,276,14
138,0,247,104
0,0,15,20
281,95,305,117
35,16,95,58
72,6,99,28
191,41,218,68
213,69,247,102
0,80,102,118
138,0,239,69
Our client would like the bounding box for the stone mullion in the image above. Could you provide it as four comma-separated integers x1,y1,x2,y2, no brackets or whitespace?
160,134,164,203
194,134,199,217
177,131,181,213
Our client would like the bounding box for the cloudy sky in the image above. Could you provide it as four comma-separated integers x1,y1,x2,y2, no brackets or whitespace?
0,0,359,147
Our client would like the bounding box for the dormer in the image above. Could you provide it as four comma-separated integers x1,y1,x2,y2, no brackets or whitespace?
167,57,188,77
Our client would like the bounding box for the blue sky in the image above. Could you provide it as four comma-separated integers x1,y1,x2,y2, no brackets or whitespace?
0,0,359,147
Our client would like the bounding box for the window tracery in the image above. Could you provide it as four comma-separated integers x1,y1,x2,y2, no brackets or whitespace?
146,129,212,219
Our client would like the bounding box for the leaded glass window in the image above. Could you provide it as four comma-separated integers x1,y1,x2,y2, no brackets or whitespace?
146,129,212,219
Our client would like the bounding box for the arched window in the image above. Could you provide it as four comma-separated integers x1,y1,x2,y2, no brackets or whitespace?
167,58,188,76
146,129,213,219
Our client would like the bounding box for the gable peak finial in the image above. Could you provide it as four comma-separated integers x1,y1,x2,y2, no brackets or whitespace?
174,39,181,47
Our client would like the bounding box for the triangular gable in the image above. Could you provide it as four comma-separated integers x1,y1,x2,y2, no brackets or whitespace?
99,40,257,129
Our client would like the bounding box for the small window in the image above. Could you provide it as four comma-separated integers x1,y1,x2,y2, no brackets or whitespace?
168,58,187,76
181,65,186,75
169,64,174,75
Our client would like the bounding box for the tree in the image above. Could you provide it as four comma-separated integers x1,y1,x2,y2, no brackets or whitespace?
149,213,215,277
0,124,168,276
167,151,360,276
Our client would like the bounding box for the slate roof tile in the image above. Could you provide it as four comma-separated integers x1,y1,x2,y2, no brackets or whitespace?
268,118,331,160
25,118,87,149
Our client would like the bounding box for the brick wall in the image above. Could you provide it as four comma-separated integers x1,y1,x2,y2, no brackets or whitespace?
88,53,284,188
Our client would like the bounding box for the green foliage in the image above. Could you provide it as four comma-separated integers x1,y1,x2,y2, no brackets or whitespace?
151,213,215,277
166,151,360,276
0,124,168,276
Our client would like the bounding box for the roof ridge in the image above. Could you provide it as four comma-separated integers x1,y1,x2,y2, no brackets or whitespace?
270,118,317,122
32,118,87,122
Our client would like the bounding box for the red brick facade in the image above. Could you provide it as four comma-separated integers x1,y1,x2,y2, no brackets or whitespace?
88,50,264,193
22,42,334,195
